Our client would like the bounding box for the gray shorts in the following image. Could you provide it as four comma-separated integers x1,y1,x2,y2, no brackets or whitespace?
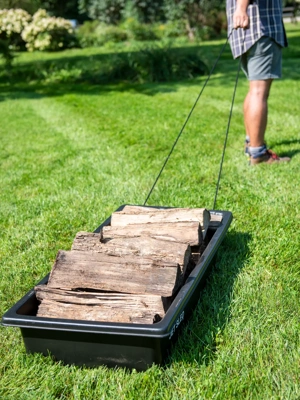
241,36,282,80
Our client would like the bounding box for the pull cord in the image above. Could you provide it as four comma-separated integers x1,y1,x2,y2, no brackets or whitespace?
143,30,234,206
213,55,242,210
213,28,246,209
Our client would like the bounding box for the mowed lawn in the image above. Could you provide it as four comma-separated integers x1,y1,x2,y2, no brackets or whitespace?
0,24,299,399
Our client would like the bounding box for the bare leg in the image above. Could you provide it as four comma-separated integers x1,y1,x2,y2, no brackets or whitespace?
243,79,273,147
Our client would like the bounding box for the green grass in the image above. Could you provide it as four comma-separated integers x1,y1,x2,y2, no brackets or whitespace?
0,23,300,399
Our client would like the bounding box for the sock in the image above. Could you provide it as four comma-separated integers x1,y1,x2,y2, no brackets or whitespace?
245,135,250,143
249,144,267,158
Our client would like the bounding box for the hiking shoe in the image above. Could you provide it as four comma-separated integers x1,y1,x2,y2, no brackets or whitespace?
250,149,291,165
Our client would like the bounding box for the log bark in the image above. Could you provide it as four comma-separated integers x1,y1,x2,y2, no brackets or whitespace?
110,206,211,238
100,221,203,246
71,232,192,278
35,285,167,324
47,250,182,297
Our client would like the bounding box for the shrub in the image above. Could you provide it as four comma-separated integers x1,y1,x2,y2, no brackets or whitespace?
0,8,31,50
76,20,100,47
76,21,128,47
95,24,128,44
131,43,207,82
76,20,102,47
154,20,186,39
80,45,207,82
76,19,100,36
194,25,216,41
120,18,159,41
21,9,77,51
0,38,14,68
0,42,207,84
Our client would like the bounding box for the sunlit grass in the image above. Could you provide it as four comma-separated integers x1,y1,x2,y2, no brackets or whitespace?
0,23,299,400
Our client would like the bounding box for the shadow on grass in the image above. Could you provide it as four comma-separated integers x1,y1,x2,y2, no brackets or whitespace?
0,33,299,105
271,138,300,159
166,230,251,367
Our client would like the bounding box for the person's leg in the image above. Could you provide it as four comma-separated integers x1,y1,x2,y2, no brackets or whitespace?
241,37,290,163
244,79,273,147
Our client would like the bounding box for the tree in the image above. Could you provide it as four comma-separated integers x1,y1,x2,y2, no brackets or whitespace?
163,0,225,22
39,0,83,20
0,0,84,20
163,0,226,38
79,0,126,24
129,0,165,23
79,0,165,24
0,0,41,14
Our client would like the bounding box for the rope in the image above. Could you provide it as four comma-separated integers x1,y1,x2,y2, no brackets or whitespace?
143,31,233,206
213,56,242,210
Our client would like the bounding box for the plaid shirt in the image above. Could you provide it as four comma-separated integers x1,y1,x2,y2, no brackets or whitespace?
226,0,288,58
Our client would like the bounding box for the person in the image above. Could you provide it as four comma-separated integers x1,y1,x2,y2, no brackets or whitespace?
226,0,291,165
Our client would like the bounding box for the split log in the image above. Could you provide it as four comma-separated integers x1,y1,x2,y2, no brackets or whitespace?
71,232,102,252
47,250,182,297
100,221,203,246
35,285,167,324
209,212,223,227
110,206,211,238
71,233,192,278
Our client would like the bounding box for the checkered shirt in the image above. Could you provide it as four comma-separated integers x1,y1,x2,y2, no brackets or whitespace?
226,0,288,59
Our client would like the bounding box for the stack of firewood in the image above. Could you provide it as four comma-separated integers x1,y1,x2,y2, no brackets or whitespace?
35,206,212,324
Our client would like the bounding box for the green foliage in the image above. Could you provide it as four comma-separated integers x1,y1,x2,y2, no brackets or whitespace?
0,0,42,14
77,27,98,46
0,0,86,21
163,0,189,21
121,17,159,40
76,20,103,46
203,8,227,35
0,38,14,67
200,0,226,12
77,18,159,47
127,0,165,23
79,0,126,24
80,0,165,24
79,0,227,36
1,1,228,47
39,0,82,20
95,23,128,44
0,39,208,83
77,21,128,47
154,20,186,39
130,42,207,81
77,19,100,35
163,0,227,38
